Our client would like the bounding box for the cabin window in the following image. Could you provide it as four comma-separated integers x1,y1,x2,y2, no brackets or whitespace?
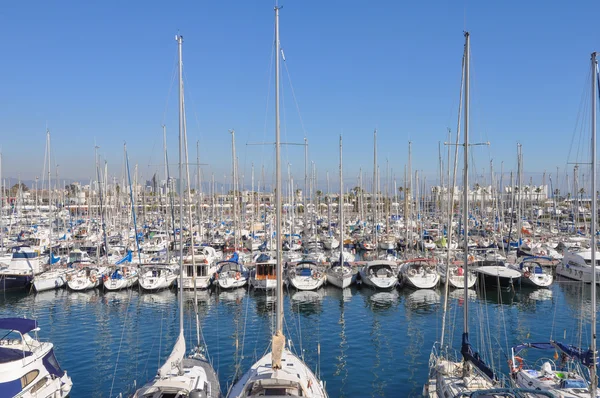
20,370,39,389
197,265,206,277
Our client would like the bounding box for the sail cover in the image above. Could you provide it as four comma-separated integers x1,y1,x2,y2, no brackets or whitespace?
157,330,186,378
461,332,496,381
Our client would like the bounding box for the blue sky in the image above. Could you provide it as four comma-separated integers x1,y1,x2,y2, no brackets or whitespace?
0,0,598,193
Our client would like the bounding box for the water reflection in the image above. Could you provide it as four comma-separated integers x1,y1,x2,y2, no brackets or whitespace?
475,285,518,305
322,285,353,303
404,289,440,313
66,289,101,305
290,289,325,316
216,287,247,305
361,288,400,312
447,288,477,302
139,289,176,305
251,290,276,318
33,288,68,306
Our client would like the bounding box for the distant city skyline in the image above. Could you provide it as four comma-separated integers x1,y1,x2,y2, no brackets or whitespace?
0,1,598,192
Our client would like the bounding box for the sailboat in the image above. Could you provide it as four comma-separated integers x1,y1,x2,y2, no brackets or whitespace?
424,32,502,397
508,52,600,398
132,34,221,398
34,129,75,292
227,7,328,398
326,135,358,289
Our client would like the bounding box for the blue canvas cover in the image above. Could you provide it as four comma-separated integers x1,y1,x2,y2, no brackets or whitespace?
0,318,37,334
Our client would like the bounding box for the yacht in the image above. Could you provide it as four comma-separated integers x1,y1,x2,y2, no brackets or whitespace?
0,317,72,397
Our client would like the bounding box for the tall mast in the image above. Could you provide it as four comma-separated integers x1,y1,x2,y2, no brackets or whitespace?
462,31,471,343
176,34,185,337
230,129,237,250
304,137,308,231
373,130,377,246
47,130,53,257
590,50,597,397
273,5,284,369
339,135,344,263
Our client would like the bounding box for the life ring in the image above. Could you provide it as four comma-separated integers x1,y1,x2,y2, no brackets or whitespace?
468,255,475,262
102,275,109,282
524,271,531,278
235,272,241,280
508,356,524,373
408,268,417,277
540,250,546,256
90,275,97,283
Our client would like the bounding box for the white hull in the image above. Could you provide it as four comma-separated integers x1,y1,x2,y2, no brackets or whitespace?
67,277,101,291
556,263,600,283
443,273,477,289
288,275,326,291
182,275,213,289
360,261,399,289
359,271,398,289
326,267,356,289
104,275,138,290
401,272,440,289
33,269,72,292
217,276,247,289
139,273,177,291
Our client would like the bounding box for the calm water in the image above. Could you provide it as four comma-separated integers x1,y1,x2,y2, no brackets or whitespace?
0,279,596,397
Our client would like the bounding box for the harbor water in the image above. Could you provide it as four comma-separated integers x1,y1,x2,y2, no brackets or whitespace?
0,279,593,397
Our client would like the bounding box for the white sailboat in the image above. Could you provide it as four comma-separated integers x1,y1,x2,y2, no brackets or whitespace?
227,7,328,398
359,260,398,289
326,135,357,289
132,34,220,398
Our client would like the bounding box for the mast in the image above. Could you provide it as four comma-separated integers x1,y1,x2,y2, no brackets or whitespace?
590,50,597,397
272,5,284,369
373,130,377,247
339,135,344,264
462,31,471,365
230,129,237,250
47,130,53,260
304,137,308,232
176,34,185,340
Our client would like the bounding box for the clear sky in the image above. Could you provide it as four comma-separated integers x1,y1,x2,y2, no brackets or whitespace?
1,0,599,193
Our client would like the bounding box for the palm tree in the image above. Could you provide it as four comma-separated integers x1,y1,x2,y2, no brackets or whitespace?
535,187,542,204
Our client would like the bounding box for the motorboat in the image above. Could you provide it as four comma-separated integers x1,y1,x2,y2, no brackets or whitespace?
0,317,72,397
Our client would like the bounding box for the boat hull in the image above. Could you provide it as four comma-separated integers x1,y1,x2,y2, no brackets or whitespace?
359,271,398,289
104,276,138,290
0,274,33,291
33,271,69,292
326,268,356,289
288,275,326,291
